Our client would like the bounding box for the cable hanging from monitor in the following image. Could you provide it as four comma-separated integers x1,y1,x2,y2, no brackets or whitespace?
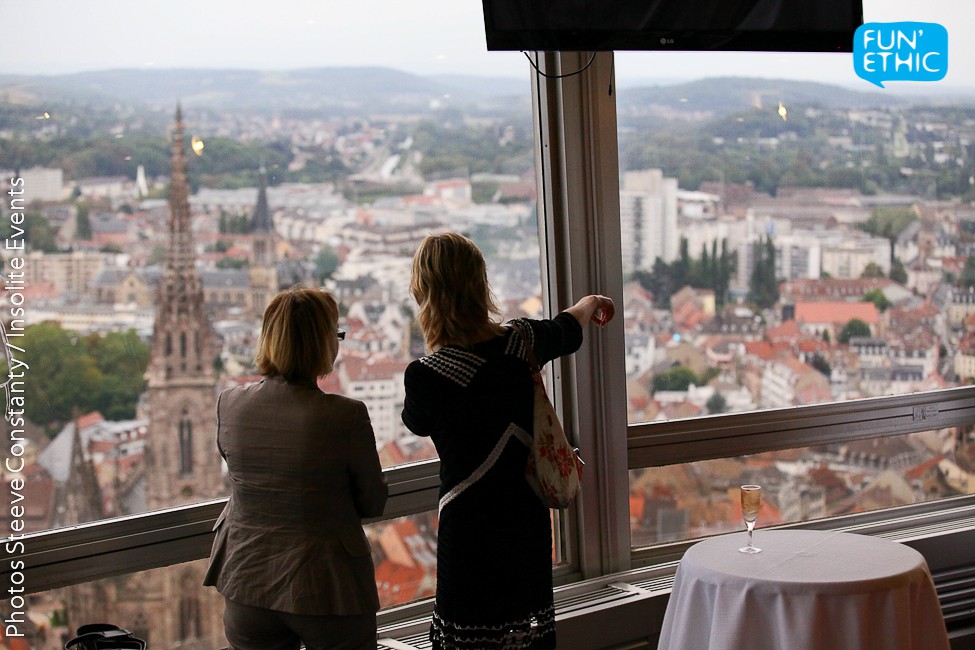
522,51,598,78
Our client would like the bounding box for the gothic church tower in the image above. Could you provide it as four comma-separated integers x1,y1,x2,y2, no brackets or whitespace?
145,105,224,509
64,107,227,650
135,106,225,647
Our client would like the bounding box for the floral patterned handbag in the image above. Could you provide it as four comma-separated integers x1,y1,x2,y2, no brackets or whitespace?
513,323,584,509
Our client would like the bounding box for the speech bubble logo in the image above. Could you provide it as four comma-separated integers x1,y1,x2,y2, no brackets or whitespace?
854,22,948,89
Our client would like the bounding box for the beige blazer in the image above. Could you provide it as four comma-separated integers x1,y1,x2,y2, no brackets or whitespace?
203,376,388,615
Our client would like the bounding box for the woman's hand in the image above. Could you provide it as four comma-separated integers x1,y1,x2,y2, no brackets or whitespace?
567,294,615,328
590,295,615,327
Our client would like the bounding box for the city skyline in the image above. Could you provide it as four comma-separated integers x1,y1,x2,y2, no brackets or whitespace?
0,0,972,92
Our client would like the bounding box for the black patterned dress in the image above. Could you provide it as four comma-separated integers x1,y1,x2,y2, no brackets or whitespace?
401,314,583,650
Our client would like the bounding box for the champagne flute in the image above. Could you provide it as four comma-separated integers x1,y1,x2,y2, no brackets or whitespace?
739,485,762,554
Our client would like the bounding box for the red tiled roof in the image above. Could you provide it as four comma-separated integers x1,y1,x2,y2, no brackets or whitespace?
628,492,646,522
795,301,879,326
76,412,105,430
797,338,827,353
766,320,801,340
744,340,791,361
374,559,425,606
905,455,945,481
340,356,408,382
317,372,343,394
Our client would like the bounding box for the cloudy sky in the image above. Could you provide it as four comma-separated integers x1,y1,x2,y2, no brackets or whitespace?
0,0,971,90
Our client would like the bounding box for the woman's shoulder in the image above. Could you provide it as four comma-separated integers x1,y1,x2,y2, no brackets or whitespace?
222,378,366,414
407,344,494,389
504,318,536,360
315,390,368,416
218,379,263,408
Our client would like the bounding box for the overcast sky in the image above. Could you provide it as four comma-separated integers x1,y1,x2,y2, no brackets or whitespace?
0,0,971,90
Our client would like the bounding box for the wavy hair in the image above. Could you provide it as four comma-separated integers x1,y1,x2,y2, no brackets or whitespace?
255,286,340,381
410,232,502,351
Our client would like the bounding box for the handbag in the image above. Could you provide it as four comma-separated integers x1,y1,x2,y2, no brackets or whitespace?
64,624,147,650
512,322,584,509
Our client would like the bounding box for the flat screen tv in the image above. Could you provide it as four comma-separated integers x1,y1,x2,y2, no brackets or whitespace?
482,0,863,53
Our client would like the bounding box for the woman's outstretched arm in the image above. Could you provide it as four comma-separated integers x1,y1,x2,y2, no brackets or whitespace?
565,294,615,329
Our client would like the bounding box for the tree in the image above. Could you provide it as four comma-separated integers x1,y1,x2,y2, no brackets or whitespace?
20,323,149,432
219,213,250,234
962,256,975,289
0,212,59,252
21,323,102,432
889,258,908,284
88,330,149,421
216,257,248,270
749,235,778,309
652,366,700,393
810,354,832,378
632,238,732,309
706,392,728,415
863,288,892,312
860,262,886,279
314,246,340,282
676,238,691,287
147,245,165,266
76,204,93,240
838,318,871,344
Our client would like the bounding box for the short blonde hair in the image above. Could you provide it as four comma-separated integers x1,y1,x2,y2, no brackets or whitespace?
410,232,501,351
255,287,340,381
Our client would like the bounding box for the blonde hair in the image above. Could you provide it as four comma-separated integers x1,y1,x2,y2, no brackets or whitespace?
410,232,502,351
255,287,340,381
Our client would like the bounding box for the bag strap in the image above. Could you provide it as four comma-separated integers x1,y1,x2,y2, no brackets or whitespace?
439,322,539,513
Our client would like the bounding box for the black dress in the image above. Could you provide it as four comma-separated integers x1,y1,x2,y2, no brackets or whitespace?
402,314,583,650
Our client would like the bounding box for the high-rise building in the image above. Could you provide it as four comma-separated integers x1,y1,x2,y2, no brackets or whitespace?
619,169,678,275
17,166,65,203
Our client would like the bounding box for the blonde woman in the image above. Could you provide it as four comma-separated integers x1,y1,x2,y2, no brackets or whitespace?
204,287,387,650
402,233,614,649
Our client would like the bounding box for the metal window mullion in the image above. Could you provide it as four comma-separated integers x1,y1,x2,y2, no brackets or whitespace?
531,50,631,579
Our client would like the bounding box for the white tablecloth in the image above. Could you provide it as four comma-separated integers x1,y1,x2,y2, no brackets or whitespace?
657,530,949,650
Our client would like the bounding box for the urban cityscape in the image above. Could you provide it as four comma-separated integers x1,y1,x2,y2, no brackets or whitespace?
1,66,975,647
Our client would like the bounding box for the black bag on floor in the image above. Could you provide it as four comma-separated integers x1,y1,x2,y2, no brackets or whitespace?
64,623,147,649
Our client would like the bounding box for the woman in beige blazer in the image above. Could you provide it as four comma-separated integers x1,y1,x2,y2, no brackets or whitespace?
204,287,388,650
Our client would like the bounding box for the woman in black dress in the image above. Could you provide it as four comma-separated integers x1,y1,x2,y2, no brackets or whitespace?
402,232,614,649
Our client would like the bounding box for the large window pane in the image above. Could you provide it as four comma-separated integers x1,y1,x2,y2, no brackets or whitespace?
615,0,974,426
0,0,540,617
630,426,975,548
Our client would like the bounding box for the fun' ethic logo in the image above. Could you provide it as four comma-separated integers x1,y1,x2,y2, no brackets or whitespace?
854,22,948,88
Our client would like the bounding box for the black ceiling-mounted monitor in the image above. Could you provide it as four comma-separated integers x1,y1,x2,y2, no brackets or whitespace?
482,0,863,53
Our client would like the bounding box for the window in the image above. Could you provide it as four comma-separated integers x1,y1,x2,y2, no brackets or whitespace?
0,0,541,633
4,2,975,646
616,0,975,551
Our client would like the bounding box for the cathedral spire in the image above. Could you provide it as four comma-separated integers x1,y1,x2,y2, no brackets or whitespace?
251,162,273,233
166,103,195,276
147,105,216,385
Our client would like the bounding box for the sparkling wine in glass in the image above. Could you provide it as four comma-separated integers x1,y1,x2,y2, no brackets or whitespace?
739,485,762,554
